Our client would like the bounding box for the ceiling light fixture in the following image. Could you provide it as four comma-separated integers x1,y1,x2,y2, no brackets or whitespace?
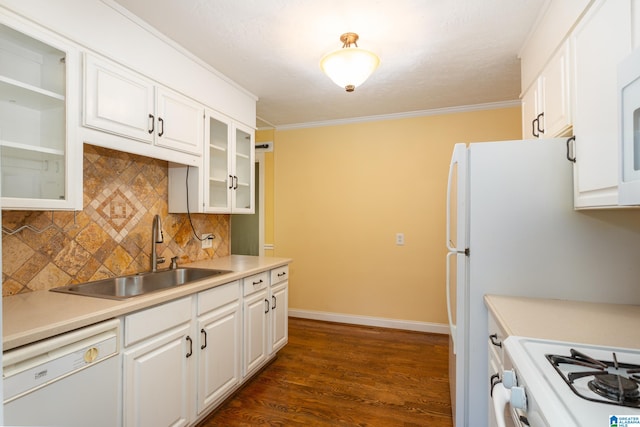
320,32,380,92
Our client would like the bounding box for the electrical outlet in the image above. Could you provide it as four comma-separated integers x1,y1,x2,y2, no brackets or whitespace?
396,233,405,246
201,233,213,249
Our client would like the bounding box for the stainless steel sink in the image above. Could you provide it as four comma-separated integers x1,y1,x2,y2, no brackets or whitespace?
51,268,232,300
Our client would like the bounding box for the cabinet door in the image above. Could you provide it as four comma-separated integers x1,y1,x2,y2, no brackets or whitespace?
0,18,80,209
84,54,155,144
155,87,204,156
243,289,269,377
204,110,232,212
270,281,288,354
231,123,255,213
123,325,192,427
521,83,540,139
202,111,255,214
572,0,632,207
539,41,572,138
197,301,241,414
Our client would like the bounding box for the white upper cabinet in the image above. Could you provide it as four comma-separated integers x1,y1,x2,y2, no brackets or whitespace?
0,13,80,210
168,109,255,214
520,0,634,209
521,79,542,139
227,122,255,214
572,0,632,208
205,113,255,214
83,54,155,144
155,86,204,155
522,40,572,140
541,41,573,138
83,54,204,157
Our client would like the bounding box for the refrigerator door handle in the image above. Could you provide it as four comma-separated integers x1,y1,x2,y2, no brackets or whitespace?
447,143,467,252
446,151,457,252
446,251,457,354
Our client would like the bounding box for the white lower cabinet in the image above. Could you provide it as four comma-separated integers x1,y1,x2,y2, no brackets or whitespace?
270,266,289,354
196,281,241,415
242,271,270,377
487,313,510,427
123,297,193,427
121,266,289,426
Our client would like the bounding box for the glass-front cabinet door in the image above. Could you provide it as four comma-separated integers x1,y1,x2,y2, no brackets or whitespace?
0,17,79,210
205,111,231,211
232,124,254,213
204,109,255,213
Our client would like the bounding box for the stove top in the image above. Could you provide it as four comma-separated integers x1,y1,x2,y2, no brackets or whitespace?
504,337,640,427
546,348,640,408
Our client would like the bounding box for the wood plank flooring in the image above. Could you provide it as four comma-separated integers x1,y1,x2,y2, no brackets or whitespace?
197,317,453,427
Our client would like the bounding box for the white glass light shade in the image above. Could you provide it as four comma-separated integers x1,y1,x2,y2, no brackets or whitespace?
320,47,380,92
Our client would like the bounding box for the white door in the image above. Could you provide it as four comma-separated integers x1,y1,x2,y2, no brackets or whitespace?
123,326,192,427
572,0,632,207
231,123,255,213
83,55,155,144
204,110,232,212
155,87,203,155
197,303,241,414
270,282,288,354
243,290,268,377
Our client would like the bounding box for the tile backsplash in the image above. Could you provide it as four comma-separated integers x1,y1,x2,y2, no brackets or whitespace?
2,144,229,296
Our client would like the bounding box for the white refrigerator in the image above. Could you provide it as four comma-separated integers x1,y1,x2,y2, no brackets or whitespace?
445,138,640,427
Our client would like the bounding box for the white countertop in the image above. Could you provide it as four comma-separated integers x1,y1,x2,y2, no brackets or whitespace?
485,294,640,349
3,255,291,351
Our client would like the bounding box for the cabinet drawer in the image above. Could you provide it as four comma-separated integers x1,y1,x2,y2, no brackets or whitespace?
124,297,192,347
270,265,289,285
243,272,269,296
197,280,240,315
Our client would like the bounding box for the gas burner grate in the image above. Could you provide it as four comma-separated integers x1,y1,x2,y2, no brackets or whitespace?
546,348,640,408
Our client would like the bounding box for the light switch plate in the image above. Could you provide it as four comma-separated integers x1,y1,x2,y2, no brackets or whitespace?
396,233,405,246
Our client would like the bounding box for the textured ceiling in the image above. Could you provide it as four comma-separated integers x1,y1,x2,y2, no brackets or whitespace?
111,0,546,128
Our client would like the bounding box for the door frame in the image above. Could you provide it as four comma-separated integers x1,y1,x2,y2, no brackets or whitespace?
256,151,265,256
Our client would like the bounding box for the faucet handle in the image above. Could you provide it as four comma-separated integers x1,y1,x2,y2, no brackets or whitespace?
157,256,166,265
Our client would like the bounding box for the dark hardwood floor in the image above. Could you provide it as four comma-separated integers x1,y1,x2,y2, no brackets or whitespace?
197,317,453,427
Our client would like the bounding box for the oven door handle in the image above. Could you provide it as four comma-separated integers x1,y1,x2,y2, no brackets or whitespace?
492,382,512,427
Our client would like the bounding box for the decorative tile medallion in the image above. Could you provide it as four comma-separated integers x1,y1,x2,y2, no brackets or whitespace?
87,184,146,242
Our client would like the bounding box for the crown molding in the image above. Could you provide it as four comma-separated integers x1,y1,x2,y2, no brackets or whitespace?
274,100,521,130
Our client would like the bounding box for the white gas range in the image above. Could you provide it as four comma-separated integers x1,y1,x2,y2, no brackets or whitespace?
500,336,640,427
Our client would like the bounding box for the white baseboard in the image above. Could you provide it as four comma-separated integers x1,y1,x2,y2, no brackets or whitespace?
288,308,449,335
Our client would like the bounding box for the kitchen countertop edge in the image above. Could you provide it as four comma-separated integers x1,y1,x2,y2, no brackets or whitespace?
484,294,640,349
3,255,292,351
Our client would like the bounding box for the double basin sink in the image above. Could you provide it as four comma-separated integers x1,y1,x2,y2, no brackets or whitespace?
51,268,231,300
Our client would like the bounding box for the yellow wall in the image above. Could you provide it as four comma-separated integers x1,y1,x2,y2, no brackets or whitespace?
269,107,522,325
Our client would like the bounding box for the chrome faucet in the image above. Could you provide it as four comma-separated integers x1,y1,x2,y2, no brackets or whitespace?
151,214,165,272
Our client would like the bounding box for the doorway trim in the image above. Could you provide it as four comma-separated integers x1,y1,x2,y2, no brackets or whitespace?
256,151,265,256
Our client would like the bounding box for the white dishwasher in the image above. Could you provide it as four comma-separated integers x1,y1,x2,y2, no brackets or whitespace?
3,318,121,427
